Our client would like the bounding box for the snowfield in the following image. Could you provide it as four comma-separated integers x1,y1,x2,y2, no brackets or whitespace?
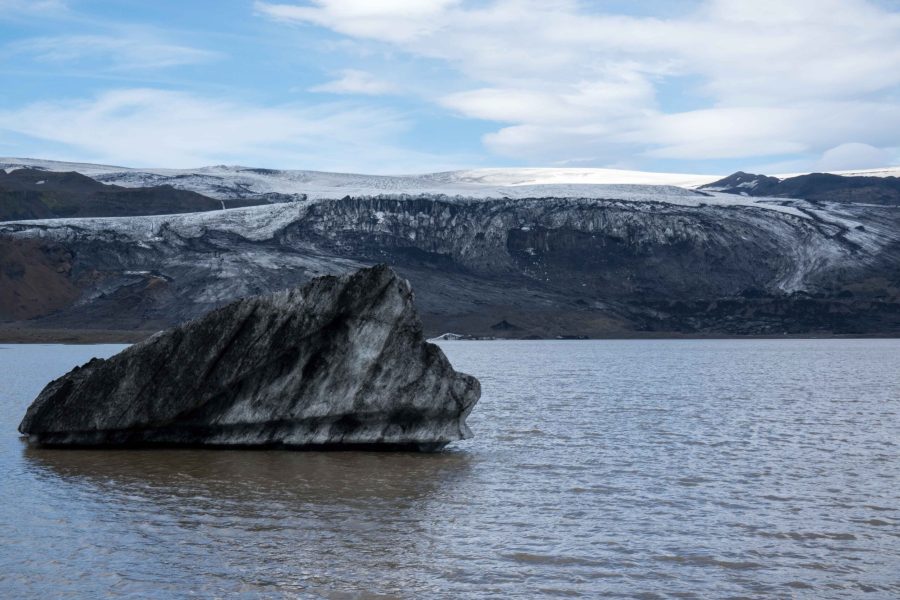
0,157,723,201
3,157,897,202
0,156,834,218
2,157,896,228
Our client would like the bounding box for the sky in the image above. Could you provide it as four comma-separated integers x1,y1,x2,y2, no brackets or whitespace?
1,0,900,174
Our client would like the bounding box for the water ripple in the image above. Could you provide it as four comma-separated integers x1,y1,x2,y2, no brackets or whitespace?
1,340,899,598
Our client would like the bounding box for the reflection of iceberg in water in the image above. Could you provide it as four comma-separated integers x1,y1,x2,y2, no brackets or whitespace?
22,447,474,597
26,447,470,500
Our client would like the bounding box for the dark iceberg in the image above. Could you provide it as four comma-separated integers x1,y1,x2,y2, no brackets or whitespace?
19,265,480,450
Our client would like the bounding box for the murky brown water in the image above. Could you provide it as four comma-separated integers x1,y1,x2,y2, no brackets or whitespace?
2,340,899,598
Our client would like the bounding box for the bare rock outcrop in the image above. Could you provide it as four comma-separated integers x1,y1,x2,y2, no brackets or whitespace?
19,265,480,450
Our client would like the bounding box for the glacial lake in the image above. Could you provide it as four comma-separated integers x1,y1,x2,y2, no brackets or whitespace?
1,340,899,598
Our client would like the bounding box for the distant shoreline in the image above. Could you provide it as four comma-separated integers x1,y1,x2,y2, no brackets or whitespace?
0,328,153,344
1,327,897,345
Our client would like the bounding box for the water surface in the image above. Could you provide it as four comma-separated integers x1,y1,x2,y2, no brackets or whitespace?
1,340,899,598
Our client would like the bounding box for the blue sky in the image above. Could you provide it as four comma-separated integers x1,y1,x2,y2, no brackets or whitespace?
1,0,900,174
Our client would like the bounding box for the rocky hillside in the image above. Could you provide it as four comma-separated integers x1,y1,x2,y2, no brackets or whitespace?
0,168,268,221
3,188,899,338
702,171,900,205
0,237,78,321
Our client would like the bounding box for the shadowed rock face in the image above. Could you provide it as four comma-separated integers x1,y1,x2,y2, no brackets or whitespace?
0,168,268,221
18,265,480,450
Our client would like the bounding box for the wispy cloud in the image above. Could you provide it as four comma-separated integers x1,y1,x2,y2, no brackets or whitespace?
254,0,459,43
0,88,474,172
0,0,68,17
5,33,220,70
257,0,900,169
310,69,397,95
815,143,894,172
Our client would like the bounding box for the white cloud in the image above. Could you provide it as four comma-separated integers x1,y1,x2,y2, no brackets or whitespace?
0,88,470,171
442,89,574,124
255,0,460,43
815,143,894,172
5,34,219,70
257,0,900,168
310,69,396,95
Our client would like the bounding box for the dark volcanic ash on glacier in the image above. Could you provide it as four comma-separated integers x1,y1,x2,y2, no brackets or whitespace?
2,160,900,337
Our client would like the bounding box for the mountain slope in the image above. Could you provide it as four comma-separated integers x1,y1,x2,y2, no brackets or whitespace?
0,237,78,320
0,168,267,221
702,171,900,205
